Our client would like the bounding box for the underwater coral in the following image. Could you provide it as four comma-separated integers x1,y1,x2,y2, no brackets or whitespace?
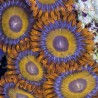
0,0,98,98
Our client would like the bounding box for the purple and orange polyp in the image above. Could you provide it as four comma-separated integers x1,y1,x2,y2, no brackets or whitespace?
0,0,34,53
8,88,34,98
43,66,98,98
0,74,36,98
31,16,94,67
7,50,44,85
30,0,72,20
18,55,44,84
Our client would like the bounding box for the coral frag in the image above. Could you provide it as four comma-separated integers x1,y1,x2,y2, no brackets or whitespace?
0,0,98,98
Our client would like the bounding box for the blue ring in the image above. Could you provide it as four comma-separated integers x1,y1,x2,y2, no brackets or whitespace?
14,50,45,85
36,0,66,12
3,82,15,98
40,20,86,64
3,82,34,98
54,65,98,98
0,0,34,45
